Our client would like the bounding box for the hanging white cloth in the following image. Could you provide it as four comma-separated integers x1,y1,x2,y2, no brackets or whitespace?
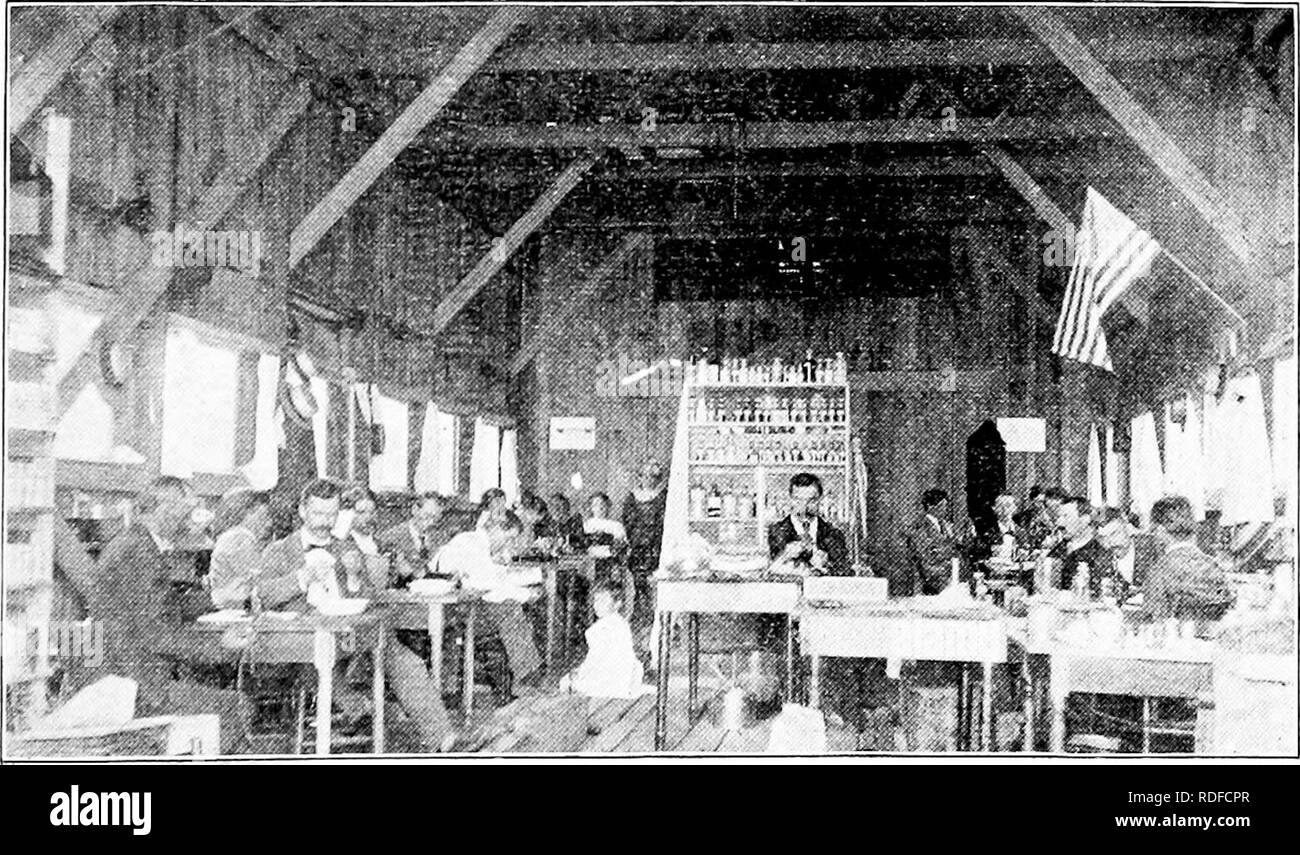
413,402,441,494
239,351,281,490
1129,411,1164,524
310,375,330,479
1162,394,1205,520
500,428,520,505
1219,372,1275,526
366,389,410,493
468,418,500,502
53,383,115,462
1086,423,1104,509
160,326,238,478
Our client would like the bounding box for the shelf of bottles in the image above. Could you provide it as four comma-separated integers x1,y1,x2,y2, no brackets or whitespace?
685,352,851,556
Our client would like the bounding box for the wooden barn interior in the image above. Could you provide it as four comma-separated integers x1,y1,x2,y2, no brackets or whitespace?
4,3,1296,757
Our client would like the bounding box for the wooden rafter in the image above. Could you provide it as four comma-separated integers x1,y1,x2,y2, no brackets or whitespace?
9,6,118,130
432,153,599,337
288,5,531,270
56,84,313,415
438,115,1118,149
510,233,650,376
1013,6,1256,265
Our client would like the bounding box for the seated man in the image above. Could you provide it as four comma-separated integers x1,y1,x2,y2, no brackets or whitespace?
377,491,459,587
1049,496,1114,597
1143,496,1234,623
905,489,959,595
434,511,544,688
768,473,850,576
261,479,454,752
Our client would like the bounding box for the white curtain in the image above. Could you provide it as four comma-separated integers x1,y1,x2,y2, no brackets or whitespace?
366,388,410,493
1272,356,1297,522
500,428,520,504
1162,394,1205,520
468,418,501,503
1219,372,1275,526
239,352,280,490
1129,411,1164,525
413,403,441,494
1086,424,1104,509
160,326,238,477
310,375,330,478
53,383,115,462
1104,422,1121,509
1202,391,1229,513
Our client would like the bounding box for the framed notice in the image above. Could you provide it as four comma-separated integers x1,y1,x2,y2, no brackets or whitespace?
549,417,596,451
997,417,1047,453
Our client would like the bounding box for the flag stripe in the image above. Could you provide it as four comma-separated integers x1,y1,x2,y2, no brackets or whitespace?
1051,188,1161,372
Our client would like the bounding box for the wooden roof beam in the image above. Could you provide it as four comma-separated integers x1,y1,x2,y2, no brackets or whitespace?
55,84,313,415
1013,6,1257,266
484,36,1235,73
431,153,598,337
510,232,649,375
288,5,531,270
440,115,1120,149
9,6,118,130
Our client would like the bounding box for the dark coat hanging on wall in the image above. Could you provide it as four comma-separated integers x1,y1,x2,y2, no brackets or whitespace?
965,420,1006,545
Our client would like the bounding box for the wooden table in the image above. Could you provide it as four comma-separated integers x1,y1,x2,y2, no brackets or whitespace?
1039,639,1214,753
169,611,386,755
373,590,478,718
653,578,802,751
797,599,1007,751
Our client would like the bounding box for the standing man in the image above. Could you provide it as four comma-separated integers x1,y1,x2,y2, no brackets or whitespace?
80,476,198,713
768,473,850,576
905,489,959,595
261,479,454,752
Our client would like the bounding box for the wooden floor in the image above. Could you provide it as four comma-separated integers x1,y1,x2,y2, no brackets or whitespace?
470,683,857,754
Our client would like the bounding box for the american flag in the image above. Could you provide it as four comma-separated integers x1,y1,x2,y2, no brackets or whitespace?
1052,188,1161,371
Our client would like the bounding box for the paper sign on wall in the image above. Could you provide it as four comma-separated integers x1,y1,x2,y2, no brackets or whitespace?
997,417,1047,453
549,417,596,451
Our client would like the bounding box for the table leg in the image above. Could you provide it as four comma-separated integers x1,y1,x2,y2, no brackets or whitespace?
1049,656,1067,753
545,567,559,674
1142,697,1151,754
809,655,822,709
958,664,970,751
564,570,576,663
1022,659,1036,753
687,614,700,721
464,602,476,721
372,621,385,754
314,629,335,756
785,616,795,703
981,661,993,753
428,603,444,699
654,611,672,751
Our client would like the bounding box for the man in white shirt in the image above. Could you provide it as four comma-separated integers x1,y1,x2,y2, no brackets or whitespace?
435,511,543,685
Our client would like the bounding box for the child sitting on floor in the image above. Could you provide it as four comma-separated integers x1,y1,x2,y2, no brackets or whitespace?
560,581,648,705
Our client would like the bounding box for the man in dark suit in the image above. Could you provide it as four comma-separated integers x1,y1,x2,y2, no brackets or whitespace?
376,491,461,587
905,489,960,595
261,479,454,751
767,472,850,576
78,476,198,714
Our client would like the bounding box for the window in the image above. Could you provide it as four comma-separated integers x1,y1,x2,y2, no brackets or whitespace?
414,403,460,496
367,388,411,493
468,418,501,503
